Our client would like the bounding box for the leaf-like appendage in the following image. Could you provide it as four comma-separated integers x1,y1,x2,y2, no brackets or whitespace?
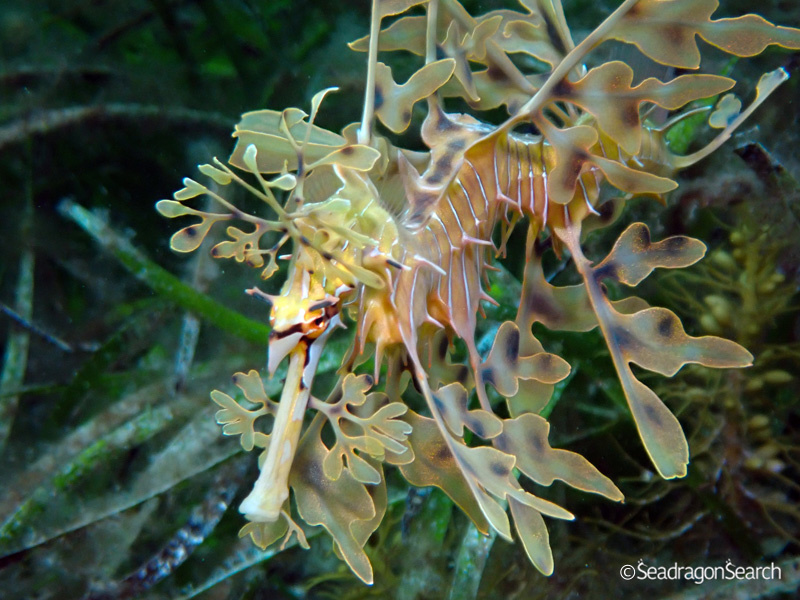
373,59,456,133
290,424,379,585
609,306,753,377
307,87,339,132
239,510,309,551
424,330,474,389
593,223,706,286
378,0,427,19
538,114,677,201
433,382,503,439
307,144,382,171
481,321,570,397
154,199,196,218
556,222,753,478
447,440,574,546
232,370,276,409
452,444,515,540
437,7,549,108
495,413,623,501
172,177,208,201
536,118,675,204
665,68,789,171
559,61,734,154
708,94,742,129
349,15,427,55
620,364,690,479
210,370,275,452
210,224,270,266
517,245,598,333
269,173,298,191
508,497,553,575
210,391,266,452
351,392,413,457
323,440,382,485
440,13,507,97
157,189,232,254
411,347,578,573
591,155,678,196
467,15,504,61
169,220,217,253
345,460,387,561
231,109,345,173
497,17,560,66
612,0,800,69
198,163,233,186
238,519,288,550
397,410,490,535
315,373,410,484
441,21,481,102
261,251,279,281
503,236,581,417
535,120,597,205
463,68,532,112
506,231,648,417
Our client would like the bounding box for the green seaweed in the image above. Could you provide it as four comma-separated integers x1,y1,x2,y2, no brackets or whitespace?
58,199,271,346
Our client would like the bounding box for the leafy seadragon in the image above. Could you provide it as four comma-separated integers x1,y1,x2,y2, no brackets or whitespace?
157,0,800,584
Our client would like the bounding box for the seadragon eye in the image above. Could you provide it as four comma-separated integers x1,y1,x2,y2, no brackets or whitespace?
158,0,800,586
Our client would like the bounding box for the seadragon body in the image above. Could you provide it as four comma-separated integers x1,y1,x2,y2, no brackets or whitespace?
158,0,800,584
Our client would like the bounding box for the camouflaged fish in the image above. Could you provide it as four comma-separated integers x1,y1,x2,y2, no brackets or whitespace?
157,0,800,584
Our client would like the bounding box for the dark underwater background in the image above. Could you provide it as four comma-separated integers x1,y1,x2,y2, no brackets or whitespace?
0,1,799,598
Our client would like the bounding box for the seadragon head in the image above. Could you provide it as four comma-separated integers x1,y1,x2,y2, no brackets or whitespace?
248,268,347,378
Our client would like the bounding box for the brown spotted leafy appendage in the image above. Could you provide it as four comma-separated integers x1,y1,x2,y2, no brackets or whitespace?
373,59,456,133
555,222,753,478
289,419,387,584
158,0,800,584
311,373,412,485
610,0,800,69
552,61,735,155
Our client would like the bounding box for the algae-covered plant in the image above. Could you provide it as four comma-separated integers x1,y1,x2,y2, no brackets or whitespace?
1,1,800,599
